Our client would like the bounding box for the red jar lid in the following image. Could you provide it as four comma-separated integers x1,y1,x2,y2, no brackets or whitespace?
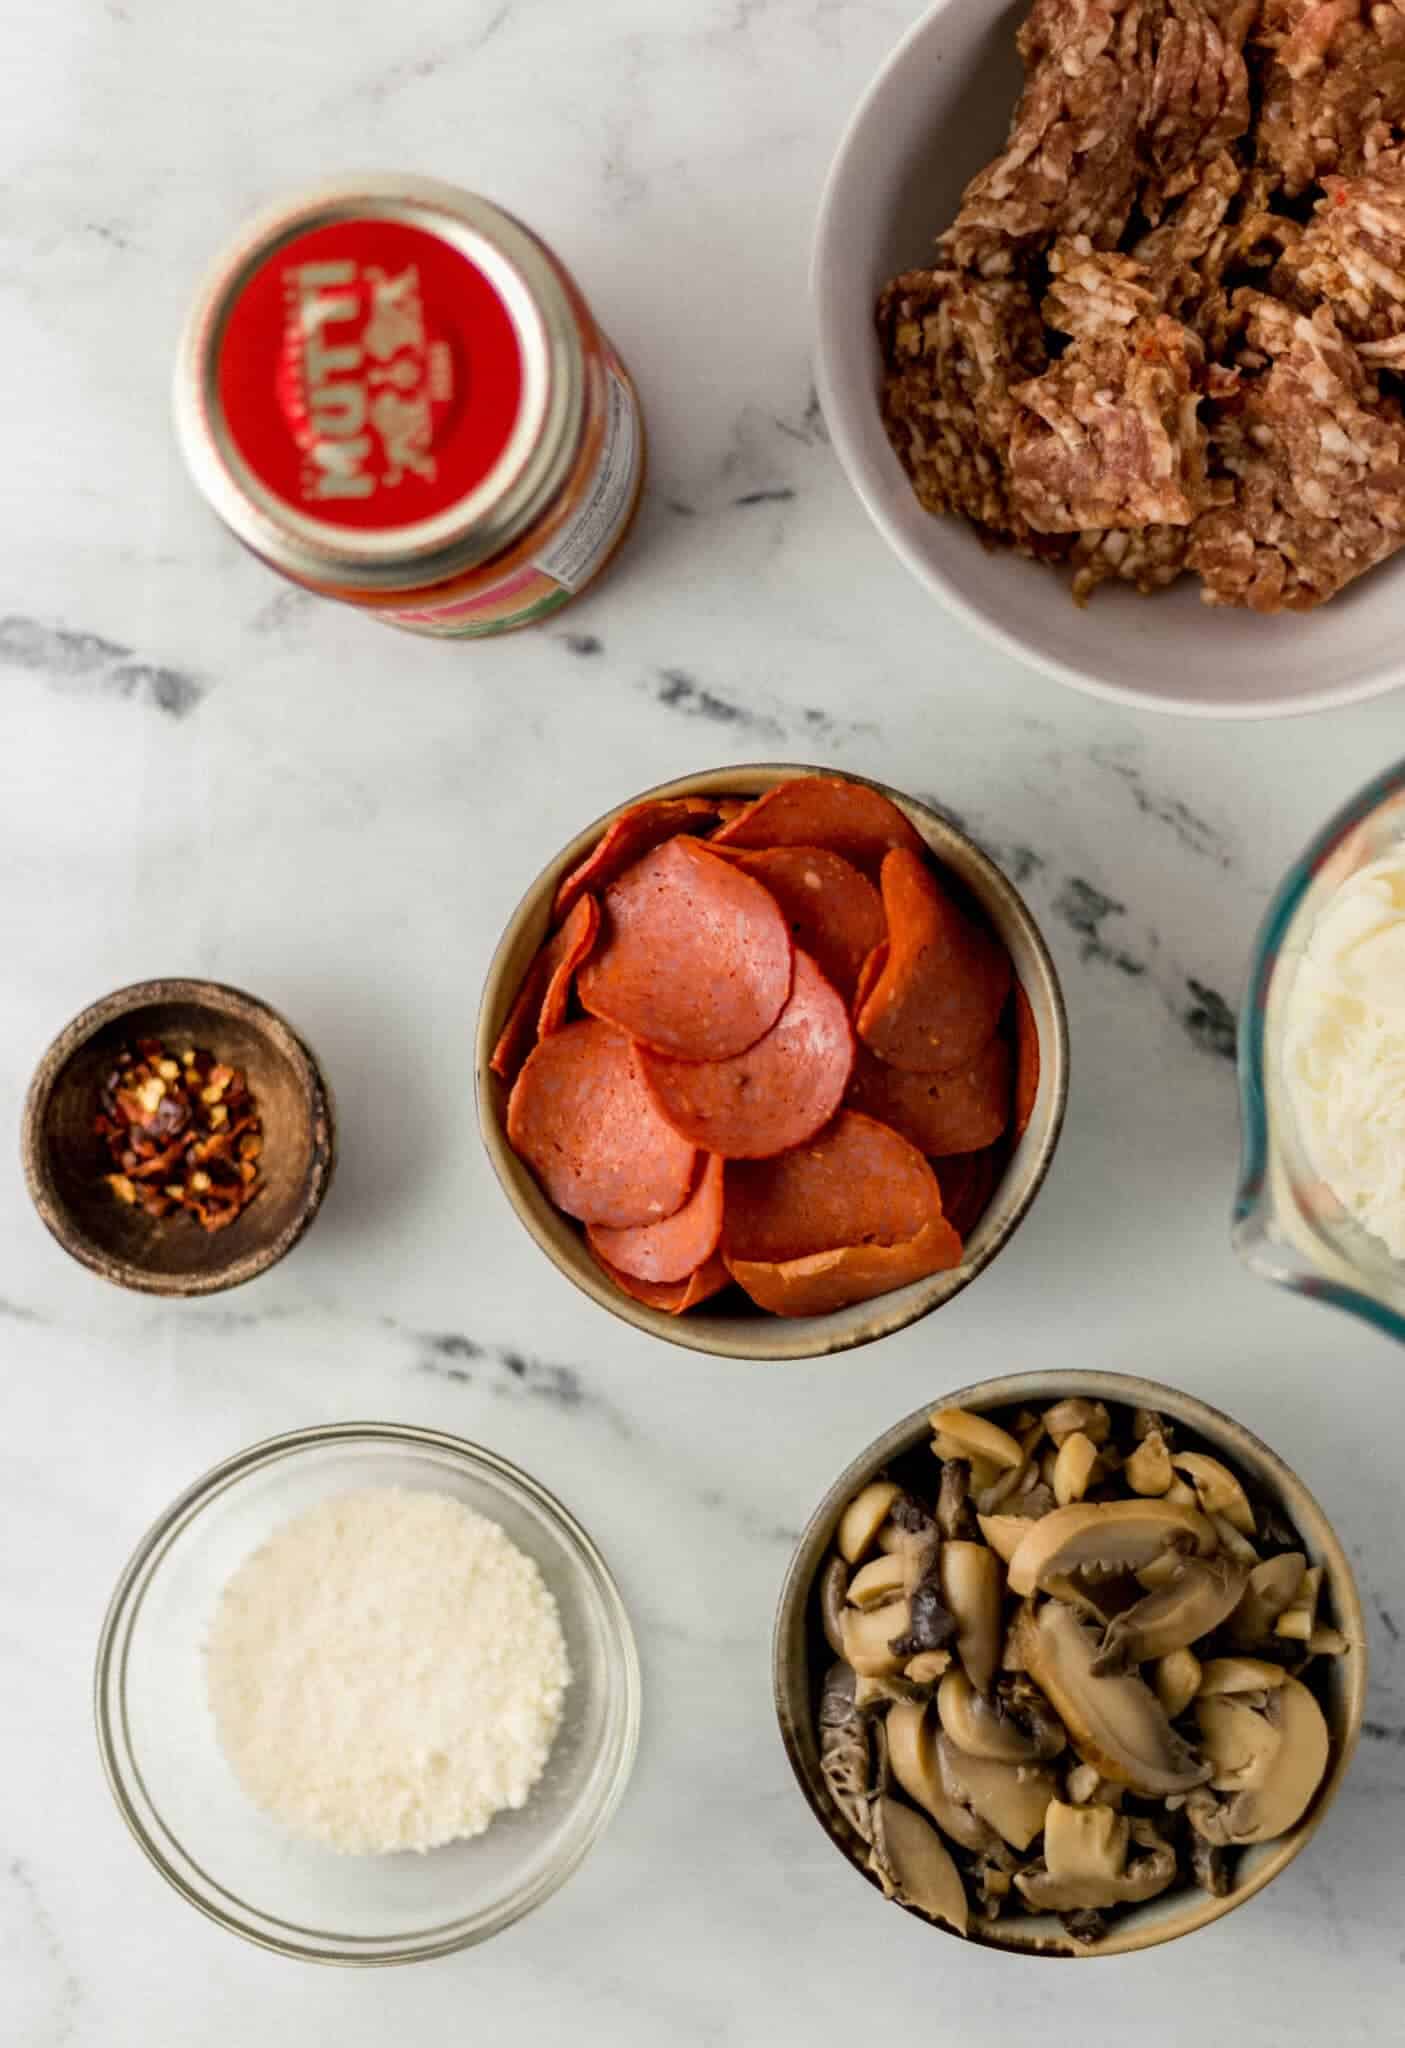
219,219,525,530
177,179,587,592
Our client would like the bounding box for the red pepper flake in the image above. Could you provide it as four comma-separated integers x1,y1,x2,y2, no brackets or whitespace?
97,1039,263,1232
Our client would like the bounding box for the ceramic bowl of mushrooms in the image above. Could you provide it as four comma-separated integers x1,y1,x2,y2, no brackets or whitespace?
772,1370,1367,1957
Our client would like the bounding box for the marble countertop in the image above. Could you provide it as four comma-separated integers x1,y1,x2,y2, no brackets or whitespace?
4,2,1404,2041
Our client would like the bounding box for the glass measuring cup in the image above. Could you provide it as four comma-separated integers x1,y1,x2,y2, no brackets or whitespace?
1235,759,1405,1344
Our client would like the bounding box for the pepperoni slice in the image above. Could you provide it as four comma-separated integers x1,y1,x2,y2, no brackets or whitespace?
506,1019,697,1228
844,1033,1010,1156
852,942,888,1018
723,1109,946,1264
553,797,720,925
711,799,750,827
712,775,925,879
727,1218,962,1317
587,1155,725,1283
489,894,601,1082
537,894,600,1038
933,1145,1002,1240
591,1247,732,1314
578,837,793,1060
637,952,853,1159
709,846,885,1002
1013,981,1041,1139
857,849,1012,1073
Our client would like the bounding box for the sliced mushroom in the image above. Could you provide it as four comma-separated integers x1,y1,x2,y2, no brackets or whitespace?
1093,1556,1248,1673
819,1662,874,1842
847,1553,909,1610
1065,1761,1100,1803
1172,1453,1255,1538
978,1512,1033,1564
837,1481,901,1564
875,1495,939,1567
974,1420,1046,1514
1012,1599,1211,1796
1042,1567,1145,1630
840,1599,911,1677
1003,1675,1068,1758
1132,1407,1173,1445
1053,1431,1101,1507
1189,1831,1231,1897
1059,1908,1110,1946
1064,1761,1124,1807
1162,1477,1199,1510
935,1731,1058,1851
939,1540,1005,1694
855,1672,929,1710
936,1457,977,1540
1006,1500,1216,1599
970,1846,1020,1919
903,1537,944,1603
1197,1656,1290,1696
891,1552,958,1658
1191,1676,1329,1844
1016,1475,1057,1513
1210,1513,1260,1566
886,1700,999,1854
1014,1804,1177,1913
905,1649,953,1686
1153,1646,1202,1721
1308,1624,1348,1656
1134,1548,1186,1593
1231,1553,1306,1641
928,1407,1025,1470
1196,1693,1281,1794
936,1667,1065,1764
1274,1564,1323,1642
1042,1399,1111,1448
820,1555,849,1658
1124,1431,1173,1497
869,1794,969,1934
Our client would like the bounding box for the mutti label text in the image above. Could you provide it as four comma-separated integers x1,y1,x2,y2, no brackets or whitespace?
290,260,451,502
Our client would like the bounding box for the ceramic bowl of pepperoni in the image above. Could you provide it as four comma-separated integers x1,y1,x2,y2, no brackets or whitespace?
475,766,1068,1360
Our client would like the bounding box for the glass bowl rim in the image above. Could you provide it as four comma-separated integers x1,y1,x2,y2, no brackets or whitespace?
93,1420,642,1965
1235,754,1405,1345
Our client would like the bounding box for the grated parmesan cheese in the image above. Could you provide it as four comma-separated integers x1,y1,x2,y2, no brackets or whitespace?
1281,850,1405,1260
205,1486,570,1855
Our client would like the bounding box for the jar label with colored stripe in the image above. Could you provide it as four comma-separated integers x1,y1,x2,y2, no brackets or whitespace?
385,358,643,636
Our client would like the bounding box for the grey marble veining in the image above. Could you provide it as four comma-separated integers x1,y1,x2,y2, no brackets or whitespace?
3,1,1405,2042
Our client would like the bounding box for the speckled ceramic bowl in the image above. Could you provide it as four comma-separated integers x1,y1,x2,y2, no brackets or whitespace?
476,763,1069,1361
22,978,335,1297
773,1370,1367,1958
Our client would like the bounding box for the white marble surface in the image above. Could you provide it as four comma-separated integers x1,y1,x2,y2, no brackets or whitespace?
3,2,1404,2041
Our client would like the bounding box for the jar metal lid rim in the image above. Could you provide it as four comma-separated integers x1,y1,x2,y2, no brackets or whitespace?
173,175,587,592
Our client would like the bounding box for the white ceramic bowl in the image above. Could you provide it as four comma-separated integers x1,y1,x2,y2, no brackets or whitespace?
813,0,1405,719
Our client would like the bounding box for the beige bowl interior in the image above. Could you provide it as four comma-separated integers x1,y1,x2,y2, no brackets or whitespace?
773,1369,1368,1957
22,978,335,1297
475,764,1068,1360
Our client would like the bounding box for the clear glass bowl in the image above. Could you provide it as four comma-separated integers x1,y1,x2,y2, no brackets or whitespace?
95,1423,641,1964
1235,758,1405,1343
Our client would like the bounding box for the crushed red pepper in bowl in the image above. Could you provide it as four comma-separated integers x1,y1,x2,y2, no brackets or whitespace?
97,1039,263,1232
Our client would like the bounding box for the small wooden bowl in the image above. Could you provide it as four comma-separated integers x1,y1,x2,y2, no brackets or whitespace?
476,764,1069,1360
773,1369,1368,1958
22,979,336,1297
